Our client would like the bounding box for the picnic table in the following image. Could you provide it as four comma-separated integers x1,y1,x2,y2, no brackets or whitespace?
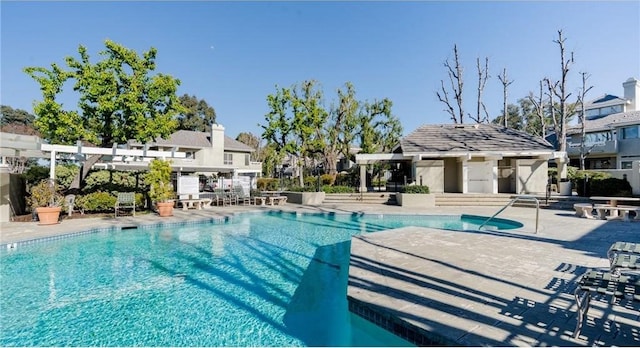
589,196,640,220
259,191,287,206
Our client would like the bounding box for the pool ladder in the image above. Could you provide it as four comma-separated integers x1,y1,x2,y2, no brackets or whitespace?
478,195,539,234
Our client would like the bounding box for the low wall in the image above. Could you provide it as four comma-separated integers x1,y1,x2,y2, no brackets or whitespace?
396,193,436,208
283,191,325,205
1,172,26,222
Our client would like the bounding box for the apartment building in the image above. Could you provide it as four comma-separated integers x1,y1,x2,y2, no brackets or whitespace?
567,77,640,169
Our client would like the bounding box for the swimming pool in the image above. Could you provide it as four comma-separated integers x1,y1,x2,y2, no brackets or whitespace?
0,212,521,346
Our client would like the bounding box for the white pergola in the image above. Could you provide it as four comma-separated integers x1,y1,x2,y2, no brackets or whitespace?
40,142,187,179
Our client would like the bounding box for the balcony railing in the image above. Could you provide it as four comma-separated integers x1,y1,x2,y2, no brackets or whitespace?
567,140,617,156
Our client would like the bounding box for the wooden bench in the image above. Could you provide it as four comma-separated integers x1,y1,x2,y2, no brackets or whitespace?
268,196,287,206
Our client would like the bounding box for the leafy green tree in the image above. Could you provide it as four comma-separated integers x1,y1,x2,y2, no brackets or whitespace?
176,94,216,131
324,82,360,175
492,103,523,130
24,40,184,190
0,105,39,136
357,98,402,183
262,80,402,181
262,80,328,186
24,40,183,147
236,132,262,161
0,105,36,126
358,98,402,154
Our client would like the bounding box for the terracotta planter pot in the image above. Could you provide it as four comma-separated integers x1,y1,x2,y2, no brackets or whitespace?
36,206,62,225
156,201,174,217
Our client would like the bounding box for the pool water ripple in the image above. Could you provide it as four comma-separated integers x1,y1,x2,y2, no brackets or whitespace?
1,212,520,346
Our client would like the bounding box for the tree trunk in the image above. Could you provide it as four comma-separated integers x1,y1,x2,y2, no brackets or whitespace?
69,154,102,192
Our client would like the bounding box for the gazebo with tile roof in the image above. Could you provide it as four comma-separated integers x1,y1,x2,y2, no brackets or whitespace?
356,124,562,194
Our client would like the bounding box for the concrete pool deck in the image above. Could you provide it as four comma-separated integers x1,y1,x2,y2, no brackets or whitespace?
1,203,638,346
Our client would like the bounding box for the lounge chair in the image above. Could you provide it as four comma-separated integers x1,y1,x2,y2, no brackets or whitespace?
234,187,251,205
608,242,640,274
573,271,640,338
64,194,83,216
115,192,136,218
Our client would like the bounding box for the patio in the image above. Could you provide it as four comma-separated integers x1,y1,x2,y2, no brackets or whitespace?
1,203,638,346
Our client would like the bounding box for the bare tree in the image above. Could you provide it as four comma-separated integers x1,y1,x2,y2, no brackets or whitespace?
497,68,514,127
436,44,464,123
471,57,490,124
576,72,593,171
548,30,574,179
544,78,558,135
528,80,547,138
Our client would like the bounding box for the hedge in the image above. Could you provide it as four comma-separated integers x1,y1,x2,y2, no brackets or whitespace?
401,185,430,194
576,177,632,197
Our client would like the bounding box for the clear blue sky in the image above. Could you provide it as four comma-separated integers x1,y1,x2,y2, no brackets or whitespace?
2,1,639,139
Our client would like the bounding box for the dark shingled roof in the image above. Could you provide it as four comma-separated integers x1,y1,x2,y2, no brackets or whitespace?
568,111,640,135
224,136,254,152
399,124,554,153
131,130,254,152
591,94,623,104
152,130,212,147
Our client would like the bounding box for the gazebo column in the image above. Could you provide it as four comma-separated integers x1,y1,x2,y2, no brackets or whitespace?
486,157,501,194
49,150,56,181
359,164,367,193
460,157,468,194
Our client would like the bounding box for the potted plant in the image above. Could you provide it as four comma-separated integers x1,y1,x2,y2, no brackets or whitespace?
146,158,175,217
27,179,64,225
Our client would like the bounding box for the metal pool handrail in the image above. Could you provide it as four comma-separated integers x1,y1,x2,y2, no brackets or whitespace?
478,195,539,234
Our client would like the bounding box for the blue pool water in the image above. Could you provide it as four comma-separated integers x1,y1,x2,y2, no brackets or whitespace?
0,212,521,346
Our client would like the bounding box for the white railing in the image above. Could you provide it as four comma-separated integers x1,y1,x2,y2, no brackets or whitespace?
478,195,539,234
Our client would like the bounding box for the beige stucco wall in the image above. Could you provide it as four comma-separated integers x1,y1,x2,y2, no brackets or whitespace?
0,171,9,222
0,172,26,222
443,158,460,193
515,159,548,194
413,160,444,193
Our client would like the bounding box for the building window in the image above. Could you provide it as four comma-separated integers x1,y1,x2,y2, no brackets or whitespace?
245,154,250,166
224,153,233,165
621,161,632,169
586,104,623,119
584,131,612,146
620,126,639,140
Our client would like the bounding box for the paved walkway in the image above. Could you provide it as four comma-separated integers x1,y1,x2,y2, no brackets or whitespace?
1,203,638,346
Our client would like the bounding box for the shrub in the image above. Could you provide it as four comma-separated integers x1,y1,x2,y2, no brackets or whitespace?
288,185,317,192
145,159,174,203
322,185,355,193
26,179,64,209
401,185,430,194
55,164,80,189
76,192,117,213
303,175,318,187
257,178,279,191
84,170,141,194
577,177,632,197
335,170,358,187
24,165,79,190
320,174,335,186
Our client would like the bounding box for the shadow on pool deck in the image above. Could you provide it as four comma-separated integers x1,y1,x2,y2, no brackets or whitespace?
346,216,640,347
1,204,638,346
